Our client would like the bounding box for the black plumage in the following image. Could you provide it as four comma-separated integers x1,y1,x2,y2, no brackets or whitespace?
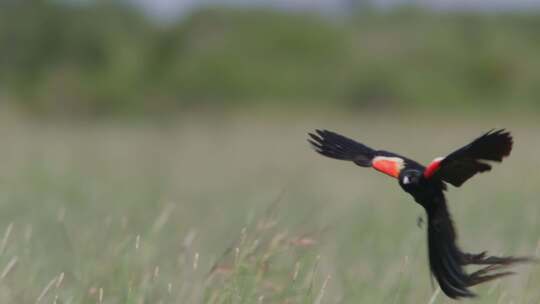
308,129,535,300
429,129,513,187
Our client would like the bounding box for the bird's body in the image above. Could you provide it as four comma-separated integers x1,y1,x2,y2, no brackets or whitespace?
308,129,534,299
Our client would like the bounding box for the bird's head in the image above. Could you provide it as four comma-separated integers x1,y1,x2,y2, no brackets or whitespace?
399,169,422,191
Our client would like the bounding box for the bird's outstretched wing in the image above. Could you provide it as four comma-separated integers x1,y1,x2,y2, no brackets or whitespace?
308,129,424,178
427,195,534,299
423,129,513,187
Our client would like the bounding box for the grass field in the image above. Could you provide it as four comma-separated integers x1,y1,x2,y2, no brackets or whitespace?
0,113,538,303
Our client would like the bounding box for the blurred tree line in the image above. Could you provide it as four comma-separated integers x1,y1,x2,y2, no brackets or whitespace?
2,0,540,117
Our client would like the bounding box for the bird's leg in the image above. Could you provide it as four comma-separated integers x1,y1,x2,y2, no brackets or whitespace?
416,215,424,229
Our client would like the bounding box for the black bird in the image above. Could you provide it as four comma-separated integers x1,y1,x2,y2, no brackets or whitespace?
308,129,534,299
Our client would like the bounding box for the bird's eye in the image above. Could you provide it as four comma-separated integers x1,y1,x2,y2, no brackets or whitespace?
403,176,410,184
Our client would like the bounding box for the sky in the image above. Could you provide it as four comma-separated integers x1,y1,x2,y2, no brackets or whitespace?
132,0,540,19
131,0,353,19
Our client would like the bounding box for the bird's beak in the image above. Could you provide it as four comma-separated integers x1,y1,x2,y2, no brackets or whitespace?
403,176,410,184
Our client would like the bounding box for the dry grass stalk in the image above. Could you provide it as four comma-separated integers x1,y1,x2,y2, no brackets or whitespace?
0,256,18,279
194,252,200,270
99,287,104,304
0,223,13,256
135,235,141,250
36,276,58,303
56,272,64,288
427,287,440,304
314,275,331,304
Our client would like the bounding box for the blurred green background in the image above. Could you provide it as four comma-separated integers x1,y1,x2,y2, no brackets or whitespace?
3,0,540,117
0,1,539,303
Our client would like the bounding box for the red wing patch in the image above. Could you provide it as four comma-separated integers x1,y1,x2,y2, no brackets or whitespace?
424,157,444,178
372,156,404,178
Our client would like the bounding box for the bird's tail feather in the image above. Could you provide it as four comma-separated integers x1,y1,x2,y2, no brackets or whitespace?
426,200,536,299
427,205,474,299
463,252,537,286
463,251,536,266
